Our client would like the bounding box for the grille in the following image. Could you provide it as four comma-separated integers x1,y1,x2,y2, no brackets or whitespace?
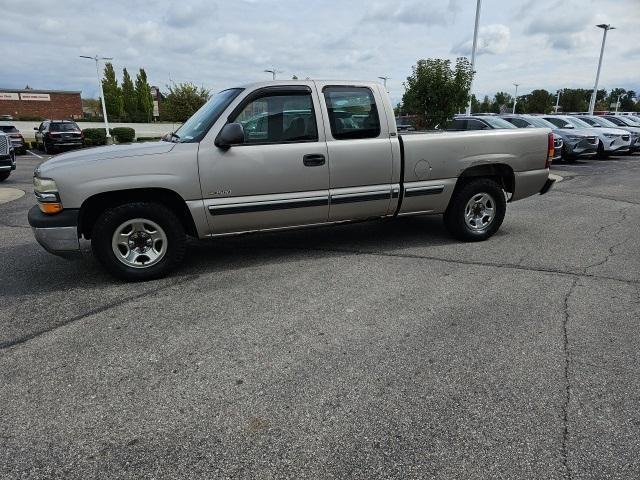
0,135,8,154
554,138,562,148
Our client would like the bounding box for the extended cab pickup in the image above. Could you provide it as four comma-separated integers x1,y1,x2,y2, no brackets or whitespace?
28,80,555,280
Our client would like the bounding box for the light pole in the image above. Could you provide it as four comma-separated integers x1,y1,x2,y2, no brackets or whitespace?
465,0,482,115
264,68,283,80
555,89,562,113
378,76,390,92
588,24,615,115
512,83,519,114
615,93,627,114
80,55,113,144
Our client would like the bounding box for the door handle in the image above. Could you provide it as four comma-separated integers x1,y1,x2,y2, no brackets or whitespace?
303,154,326,167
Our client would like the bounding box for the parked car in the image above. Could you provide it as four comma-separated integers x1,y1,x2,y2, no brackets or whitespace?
500,115,565,163
396,116,416,132
28,80,554,280
0,131,16,182
596,115,640,152
572,115,637,155
0,124,28,154
0,114,13,121
446,115,518,131
34,120,83,154
501,114,595,163
542,115,630,158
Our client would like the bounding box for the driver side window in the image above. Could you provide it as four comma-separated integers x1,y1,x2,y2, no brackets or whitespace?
232,92,318,145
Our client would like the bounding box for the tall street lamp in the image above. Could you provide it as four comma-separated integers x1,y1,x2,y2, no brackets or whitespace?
378,76,390,92
512,83,520,114
555,89,562,113
80,55,113,144
615,93,628,114
264,68,283,80
465,0,482,115
588,24,615,115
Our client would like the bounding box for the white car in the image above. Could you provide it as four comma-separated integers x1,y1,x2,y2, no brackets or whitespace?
0,131,16,182
542,115,631,158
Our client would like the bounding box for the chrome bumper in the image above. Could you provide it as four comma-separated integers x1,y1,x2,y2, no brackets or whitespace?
28,206,81,258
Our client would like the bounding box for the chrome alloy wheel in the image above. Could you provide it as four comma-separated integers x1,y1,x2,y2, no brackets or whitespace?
111,218,168,268
464,192,496,231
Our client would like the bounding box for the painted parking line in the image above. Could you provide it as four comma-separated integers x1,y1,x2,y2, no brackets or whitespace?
27,150,43,159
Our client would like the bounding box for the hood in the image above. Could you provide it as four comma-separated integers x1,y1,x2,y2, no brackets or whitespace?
554,128,593,138
38,141,176,171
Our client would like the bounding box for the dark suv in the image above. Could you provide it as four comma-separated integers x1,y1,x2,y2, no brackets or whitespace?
0,124,27,154
34,120,83,154
446,115,518,131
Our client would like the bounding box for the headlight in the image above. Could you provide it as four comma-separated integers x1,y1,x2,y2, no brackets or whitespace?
33,176,63,214
567,135,583,141
603,133,618,139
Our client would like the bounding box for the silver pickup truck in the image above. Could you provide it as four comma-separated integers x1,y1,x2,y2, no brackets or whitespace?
28,80,555,280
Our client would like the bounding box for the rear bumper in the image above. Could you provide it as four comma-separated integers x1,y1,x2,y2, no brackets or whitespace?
539,177,555,195
28,206,81,257
512,168,550,201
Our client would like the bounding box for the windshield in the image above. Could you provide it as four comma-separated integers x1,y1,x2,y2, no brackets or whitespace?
482,117,517,129
621,116,640,125
581,116,617,128
564,117,591,128
173,88,243,142
0,125,19,133
526,117,556,128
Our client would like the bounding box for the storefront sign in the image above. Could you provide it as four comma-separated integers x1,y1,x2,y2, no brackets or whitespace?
20,93,51,101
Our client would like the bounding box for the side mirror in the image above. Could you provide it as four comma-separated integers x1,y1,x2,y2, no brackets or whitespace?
33,127,38,131
564,124,574,129
215,123,245,149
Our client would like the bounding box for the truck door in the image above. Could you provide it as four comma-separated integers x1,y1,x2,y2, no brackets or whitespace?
198,85,329,234
316,83,395,222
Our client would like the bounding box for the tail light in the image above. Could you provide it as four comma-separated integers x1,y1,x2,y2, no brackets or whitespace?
546,132,554,168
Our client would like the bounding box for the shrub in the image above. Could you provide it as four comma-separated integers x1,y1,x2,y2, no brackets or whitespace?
110,127,135,143
83,128,106,146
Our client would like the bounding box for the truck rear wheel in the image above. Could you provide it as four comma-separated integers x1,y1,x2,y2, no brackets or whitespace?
0,171,10,182
91,202,186,281
444,178,506,242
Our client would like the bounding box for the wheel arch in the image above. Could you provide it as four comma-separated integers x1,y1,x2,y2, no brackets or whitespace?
78,188,198,239
456,163,515,195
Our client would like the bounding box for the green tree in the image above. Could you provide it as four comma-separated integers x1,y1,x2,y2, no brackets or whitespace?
101,62,123,119
135,68,153,122
121,68,137,121
163,82,210,122
525,89,554,113
402,57,474,128
491,91,513,113
470,94,480,114
479,95,492,113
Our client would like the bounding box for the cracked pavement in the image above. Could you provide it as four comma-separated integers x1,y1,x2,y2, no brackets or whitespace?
1,153,639,479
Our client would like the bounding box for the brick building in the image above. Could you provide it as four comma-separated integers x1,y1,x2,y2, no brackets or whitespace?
0,88,82,120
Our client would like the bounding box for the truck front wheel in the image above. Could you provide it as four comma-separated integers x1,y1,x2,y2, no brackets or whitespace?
92,202,186,281
444,178,506,242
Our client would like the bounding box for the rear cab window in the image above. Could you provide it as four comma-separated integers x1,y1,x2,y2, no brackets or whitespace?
323,86,381,140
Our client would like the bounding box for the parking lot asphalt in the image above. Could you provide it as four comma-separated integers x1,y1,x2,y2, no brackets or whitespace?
1,150,639,479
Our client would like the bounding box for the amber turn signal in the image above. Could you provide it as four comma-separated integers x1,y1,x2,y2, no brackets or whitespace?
39,202,63,214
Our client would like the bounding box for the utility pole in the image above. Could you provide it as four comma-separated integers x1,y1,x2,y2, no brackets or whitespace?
80,55,113,144
378,76,390,92
512,83,519,114
465,0,482,115
264,68,283,80
588,24,615,115
555,89,562,113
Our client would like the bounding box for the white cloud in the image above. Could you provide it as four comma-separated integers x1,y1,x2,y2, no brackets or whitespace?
452,24,511,56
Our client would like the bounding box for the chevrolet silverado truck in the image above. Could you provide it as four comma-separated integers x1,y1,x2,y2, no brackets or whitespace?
28,80,555,281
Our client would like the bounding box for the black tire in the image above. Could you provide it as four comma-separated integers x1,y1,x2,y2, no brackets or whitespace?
91,202,186,281
597,141,609,159
564,156,577,164
444,178,506,242
0,171,10,182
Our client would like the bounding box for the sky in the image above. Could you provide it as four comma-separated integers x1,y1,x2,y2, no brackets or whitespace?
2,0,639,105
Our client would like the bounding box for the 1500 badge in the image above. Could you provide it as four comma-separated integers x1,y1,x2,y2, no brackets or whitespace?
209,189,232,196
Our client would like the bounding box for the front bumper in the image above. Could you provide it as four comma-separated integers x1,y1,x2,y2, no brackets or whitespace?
0,154,16,171
28,206,80,257
564,140,597,157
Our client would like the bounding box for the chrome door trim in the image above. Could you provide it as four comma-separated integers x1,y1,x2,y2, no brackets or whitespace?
208,194,328,216
404,184,445,197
